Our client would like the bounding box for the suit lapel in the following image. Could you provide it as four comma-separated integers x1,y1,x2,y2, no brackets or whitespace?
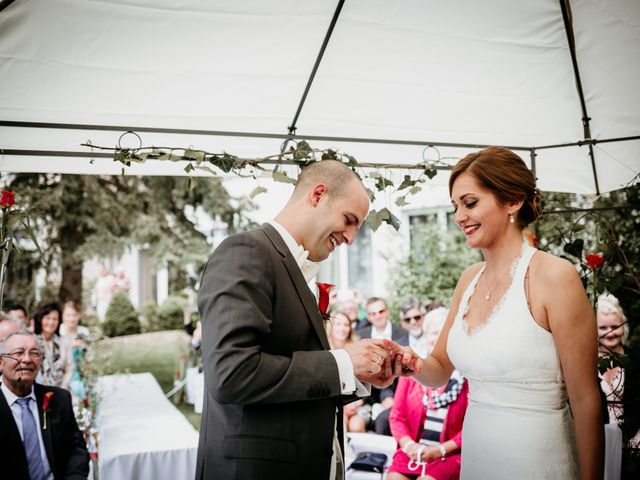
35,384,55,470
260,223,330,350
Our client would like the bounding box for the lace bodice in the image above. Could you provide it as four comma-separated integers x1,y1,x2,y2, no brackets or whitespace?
448,243,566,408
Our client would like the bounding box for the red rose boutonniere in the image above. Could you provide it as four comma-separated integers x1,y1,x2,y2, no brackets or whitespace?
316,282,334,328
586,252,605,269
42,391,54,429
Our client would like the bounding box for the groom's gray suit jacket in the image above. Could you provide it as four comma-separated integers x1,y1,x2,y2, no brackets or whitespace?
196,223,347,480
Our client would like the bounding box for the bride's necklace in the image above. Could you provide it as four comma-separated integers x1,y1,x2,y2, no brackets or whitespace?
482,257,518,301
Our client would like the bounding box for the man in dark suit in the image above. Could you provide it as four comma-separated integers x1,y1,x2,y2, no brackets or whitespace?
357,297,409,345
357,297,409,435
0,330,89,480
196,160,416,480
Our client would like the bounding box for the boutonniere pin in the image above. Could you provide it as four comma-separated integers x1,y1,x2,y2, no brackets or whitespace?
42,391,54,429
316,282,335,329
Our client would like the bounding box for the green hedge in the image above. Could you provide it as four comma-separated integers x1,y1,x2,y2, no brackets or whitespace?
102,292,141,337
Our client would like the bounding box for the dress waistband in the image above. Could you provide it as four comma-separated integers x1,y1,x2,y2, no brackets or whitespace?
466,378,568,411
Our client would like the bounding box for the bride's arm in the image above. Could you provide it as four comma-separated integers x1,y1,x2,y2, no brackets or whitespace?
413,263,483,388
540,256,604,480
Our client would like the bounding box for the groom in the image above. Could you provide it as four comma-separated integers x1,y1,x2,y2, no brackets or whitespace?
196,160,414,480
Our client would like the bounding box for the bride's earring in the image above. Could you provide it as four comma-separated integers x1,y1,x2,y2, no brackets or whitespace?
508,213,515,224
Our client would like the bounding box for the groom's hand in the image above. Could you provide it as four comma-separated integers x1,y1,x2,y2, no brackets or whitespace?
343,339,389,378
358,354,401,388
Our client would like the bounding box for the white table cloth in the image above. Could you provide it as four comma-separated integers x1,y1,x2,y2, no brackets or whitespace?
97,373,199,480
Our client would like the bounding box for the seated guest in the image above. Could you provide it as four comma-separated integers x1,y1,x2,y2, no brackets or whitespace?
399,298,429,359
358,297,409,435
338,288,369,331
59,301,91,341
357,297,408,344
7,304,31,330
60,301,92,402
0,312,21,341
597,293,639,447
34,303,73,389
328,311,367,433
0,330,90,479
0,312,21,375
328,311,358,350
387,309,468,480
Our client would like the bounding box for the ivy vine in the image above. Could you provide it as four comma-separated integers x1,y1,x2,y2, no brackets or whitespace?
82,136,444,231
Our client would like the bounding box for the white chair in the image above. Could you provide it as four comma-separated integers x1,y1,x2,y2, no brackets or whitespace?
345,432,397,480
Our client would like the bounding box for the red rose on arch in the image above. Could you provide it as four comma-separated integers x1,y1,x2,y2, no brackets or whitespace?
0,191,15,208
586,253,605,269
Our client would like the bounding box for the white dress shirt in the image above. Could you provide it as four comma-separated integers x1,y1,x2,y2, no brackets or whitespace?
267,220,369,396
1,382,54,480
371,321,393,340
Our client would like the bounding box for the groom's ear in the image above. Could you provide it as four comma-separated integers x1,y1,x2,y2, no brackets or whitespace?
310,184,328,207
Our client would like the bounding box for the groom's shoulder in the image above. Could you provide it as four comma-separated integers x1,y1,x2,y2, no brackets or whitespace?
219,226,268,246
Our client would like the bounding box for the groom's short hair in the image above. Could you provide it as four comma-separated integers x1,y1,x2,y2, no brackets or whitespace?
292,160,361,201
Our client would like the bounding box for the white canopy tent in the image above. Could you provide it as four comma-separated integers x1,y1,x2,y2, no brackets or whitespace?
0,0,638,194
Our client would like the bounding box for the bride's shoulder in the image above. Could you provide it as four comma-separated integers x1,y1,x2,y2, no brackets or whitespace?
461,262,484,279
456,262,485,288
530,250,579,281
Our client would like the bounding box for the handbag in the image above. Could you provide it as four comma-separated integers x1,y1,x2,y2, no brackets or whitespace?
348,451,387,473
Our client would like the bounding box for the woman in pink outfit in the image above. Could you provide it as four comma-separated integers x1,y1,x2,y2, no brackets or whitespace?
387,310,468,480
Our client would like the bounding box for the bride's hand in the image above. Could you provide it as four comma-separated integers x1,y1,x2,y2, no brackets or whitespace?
383,341,422,375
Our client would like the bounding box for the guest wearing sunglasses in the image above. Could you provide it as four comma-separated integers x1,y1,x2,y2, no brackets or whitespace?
358,297,409,434
358,297,408,345
399,298,429,359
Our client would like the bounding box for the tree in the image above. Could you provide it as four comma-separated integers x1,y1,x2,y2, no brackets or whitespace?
387,223,481,316
3,173,254,304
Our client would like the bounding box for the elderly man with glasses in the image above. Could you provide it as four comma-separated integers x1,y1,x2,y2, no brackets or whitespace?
0,330,89,480
357,297,409,435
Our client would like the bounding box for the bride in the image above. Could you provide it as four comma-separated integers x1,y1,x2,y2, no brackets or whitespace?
411,147,603,479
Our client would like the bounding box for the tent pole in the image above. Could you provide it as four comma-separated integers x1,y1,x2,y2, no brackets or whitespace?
559,0,600,194
530,149,537,176
287,0,345,136
0,0,16,14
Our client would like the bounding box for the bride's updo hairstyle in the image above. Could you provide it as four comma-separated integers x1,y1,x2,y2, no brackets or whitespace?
448,146,542,229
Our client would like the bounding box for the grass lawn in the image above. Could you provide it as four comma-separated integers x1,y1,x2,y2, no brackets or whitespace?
94,330,202,430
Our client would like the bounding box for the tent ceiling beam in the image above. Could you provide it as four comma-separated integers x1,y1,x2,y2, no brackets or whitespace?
560,0,599,194
3,120,637,155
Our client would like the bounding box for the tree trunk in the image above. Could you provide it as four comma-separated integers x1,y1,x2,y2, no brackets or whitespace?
59,257,82,303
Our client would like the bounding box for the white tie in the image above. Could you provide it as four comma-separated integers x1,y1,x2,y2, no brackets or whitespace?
294,245,320,283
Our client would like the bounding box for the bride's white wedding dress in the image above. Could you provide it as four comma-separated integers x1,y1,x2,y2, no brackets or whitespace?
447,243,578,479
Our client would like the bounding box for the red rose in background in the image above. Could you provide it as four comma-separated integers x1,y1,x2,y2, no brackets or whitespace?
586,253,604,269
316,282,334,319
0,191,15,208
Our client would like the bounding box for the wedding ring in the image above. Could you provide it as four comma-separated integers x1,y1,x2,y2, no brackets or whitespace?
375,355,383,365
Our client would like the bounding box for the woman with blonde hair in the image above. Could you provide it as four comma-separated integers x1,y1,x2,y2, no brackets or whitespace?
411,147,603,479
596,293,629,427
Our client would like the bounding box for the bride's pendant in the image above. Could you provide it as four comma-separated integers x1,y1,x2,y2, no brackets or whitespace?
485,293,491,301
